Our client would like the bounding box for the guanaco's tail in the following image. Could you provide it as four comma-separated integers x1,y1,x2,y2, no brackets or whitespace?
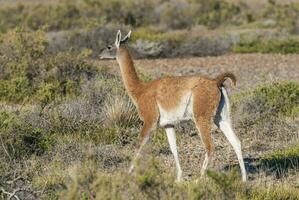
215,72,236,87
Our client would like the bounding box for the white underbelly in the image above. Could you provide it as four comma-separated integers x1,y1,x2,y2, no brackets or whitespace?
158,92,193,126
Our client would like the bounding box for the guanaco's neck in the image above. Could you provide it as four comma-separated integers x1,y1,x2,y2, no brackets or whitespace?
116,46,143,98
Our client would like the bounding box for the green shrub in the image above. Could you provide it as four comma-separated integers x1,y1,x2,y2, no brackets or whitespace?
0,111,14,130
0,27,47,102
0,77,31,102
0,27,47,79
233,38,299,54
35,82,62,106
12,126,53,157
233,82,299,121
0,27,97,104
252,82,299,117
0,111,54,158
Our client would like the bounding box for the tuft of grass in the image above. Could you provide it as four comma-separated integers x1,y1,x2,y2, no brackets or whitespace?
102,95,139,129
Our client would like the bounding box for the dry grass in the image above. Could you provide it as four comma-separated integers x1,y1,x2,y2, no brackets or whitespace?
102,95,139,129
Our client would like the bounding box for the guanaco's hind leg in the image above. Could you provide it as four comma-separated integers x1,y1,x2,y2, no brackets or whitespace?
192,86,220,177
194,116,213,176
215,87,247,182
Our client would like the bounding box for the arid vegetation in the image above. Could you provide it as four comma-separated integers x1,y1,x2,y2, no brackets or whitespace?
0,0,299,199
1,0,299,58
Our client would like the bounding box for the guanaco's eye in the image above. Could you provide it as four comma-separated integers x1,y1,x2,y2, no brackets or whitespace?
107,45,112,50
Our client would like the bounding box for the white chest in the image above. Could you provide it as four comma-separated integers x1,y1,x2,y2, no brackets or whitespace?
158,92,193,127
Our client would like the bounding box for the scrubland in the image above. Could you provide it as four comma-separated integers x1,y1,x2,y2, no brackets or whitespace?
0,0,299,199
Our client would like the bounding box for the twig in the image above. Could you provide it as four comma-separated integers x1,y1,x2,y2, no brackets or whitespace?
0,187,20,200
0,134,12,162
6,176,22,185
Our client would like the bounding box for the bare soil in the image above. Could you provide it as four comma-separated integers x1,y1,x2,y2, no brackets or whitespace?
98,53,299,93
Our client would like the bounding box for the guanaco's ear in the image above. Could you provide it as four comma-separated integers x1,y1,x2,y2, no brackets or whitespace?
115,30,122,48
121,30,132,44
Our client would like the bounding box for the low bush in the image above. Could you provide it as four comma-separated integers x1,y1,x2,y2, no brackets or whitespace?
0,77,31,102
232,81,299,142
0,27,98,104
0,111,54,158
233,81,299,123
233,37,299,54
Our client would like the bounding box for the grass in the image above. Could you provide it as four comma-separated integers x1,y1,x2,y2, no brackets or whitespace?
58,158,299,200
250,185,299,200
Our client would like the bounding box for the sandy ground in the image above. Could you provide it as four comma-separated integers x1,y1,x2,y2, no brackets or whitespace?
98,53,299,94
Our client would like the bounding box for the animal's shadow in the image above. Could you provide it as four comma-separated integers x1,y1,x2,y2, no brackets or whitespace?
222,156,299,180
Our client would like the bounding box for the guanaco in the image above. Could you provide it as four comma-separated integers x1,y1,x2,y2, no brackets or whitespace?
99,30,247,182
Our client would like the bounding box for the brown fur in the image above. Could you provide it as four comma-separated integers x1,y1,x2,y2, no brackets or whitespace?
116,45,233,165
214,72,236,87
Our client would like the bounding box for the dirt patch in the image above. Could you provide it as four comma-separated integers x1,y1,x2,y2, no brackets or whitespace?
97,53,299,93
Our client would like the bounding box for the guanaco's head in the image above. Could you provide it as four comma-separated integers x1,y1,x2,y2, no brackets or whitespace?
99,30,131,59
